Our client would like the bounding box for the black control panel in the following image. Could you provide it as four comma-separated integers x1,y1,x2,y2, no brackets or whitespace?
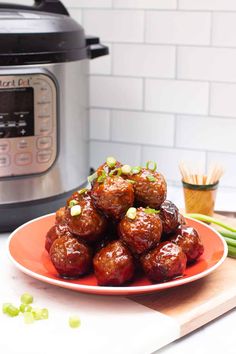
0,87,34,139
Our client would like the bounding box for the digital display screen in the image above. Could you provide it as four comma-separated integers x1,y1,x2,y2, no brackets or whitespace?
0,87,34,139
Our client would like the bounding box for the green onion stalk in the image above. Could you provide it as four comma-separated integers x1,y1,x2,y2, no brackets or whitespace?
185,213,236,258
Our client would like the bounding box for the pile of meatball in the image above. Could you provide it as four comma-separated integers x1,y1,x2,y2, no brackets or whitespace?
45,157,204,286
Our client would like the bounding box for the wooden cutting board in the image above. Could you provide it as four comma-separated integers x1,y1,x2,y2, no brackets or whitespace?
130,214,236,337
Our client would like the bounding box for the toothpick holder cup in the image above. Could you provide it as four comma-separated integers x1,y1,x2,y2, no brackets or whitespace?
182,180,219,216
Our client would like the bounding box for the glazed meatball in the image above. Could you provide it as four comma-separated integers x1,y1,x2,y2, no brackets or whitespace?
141,241,187,283
65,193,107,243
91,176,134,221
93,218,120,253
159,200,180,235
55,207,67,224
170,225,204,263
128,168,167,209
93,240,135,286
50,235,92,278
67,189,88,207
45,223,72,253
119,207,163,255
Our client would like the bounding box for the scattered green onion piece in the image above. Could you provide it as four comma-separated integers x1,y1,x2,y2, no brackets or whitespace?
69,315,81,329
32,307,48,321
69,199,79,207
121,164,132,175
126,207,137,220
97,170,106,183
70,205,82,217
109,167,122,177
131,166,141,175
24,311,35,324
87,171,98,184
21,292,33,305
78,188,88,195
40,308,49,320
106,156,117,168
126,179,136,184
5,304,19,317
144,208,160,214
2,303,12,314
146,174,156,182
20,304,32,313
146,160,157,172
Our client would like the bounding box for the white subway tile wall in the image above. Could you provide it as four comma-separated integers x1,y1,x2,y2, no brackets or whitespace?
145,11,211,45
14,1,236,187
145,79,209,115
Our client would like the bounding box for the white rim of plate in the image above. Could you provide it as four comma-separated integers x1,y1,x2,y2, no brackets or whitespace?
7,214,228,295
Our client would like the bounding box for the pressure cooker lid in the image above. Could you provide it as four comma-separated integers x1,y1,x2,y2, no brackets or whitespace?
0,0,107,65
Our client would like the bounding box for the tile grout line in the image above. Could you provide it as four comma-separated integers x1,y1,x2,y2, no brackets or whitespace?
210,11,214,46
175,46,178,79
90,73,236,87
89,106,236,120
173,114,178,148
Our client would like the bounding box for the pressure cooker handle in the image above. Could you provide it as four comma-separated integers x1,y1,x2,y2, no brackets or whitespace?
0,0,69,16
86,36,109,59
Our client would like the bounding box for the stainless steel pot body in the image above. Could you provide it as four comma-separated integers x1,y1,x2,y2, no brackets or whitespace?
0,60,89,230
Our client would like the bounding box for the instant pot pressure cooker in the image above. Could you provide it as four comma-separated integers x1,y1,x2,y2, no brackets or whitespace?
0,0,108,231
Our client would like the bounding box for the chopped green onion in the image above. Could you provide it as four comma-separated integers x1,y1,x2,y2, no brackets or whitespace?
69,315,81,328
32,308,42,320
106,156,117,168
126,207,137,220
126,179,136,184
87,171,98,184
78,188,88,195
20,304,32,313
20,292,33,305
97,170,106,183
40,308,49,320
70,205,82,217
144,208,160,214
131,166,141,175
4,304,19,317
146,174,156,182
121,164,132,175
146,160,157,172
69,199,79,207
2,303,12,314
24,311,35,324
109,168,122,177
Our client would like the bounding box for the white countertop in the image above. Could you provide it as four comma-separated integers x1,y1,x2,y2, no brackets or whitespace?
0,185,235,354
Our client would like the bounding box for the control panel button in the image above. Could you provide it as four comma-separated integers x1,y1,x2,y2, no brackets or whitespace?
17,139,29,150
37,136,52,150
15,152,32,166
0,141,10,153
37,150,52,163
38,104,51,118
0,154,10,167
38,118,52,135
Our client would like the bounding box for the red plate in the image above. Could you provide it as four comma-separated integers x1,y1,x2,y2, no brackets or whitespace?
8,214,227,295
